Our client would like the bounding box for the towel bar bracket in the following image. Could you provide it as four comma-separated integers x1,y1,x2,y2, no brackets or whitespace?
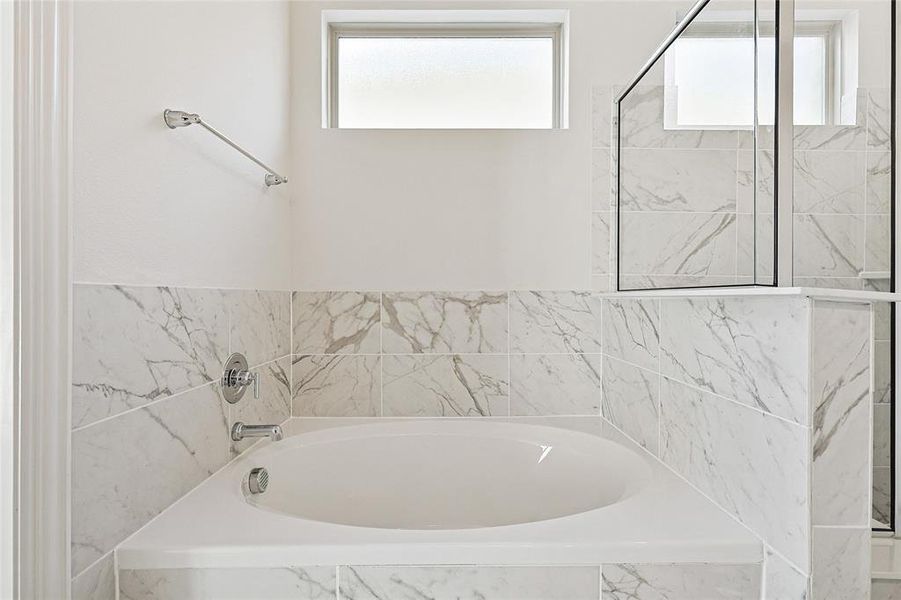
163,108,288,187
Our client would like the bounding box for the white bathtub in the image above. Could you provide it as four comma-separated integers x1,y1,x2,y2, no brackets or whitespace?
247,420,651,529
118,417,761,569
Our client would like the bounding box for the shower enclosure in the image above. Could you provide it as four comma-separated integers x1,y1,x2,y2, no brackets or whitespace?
615,0,895,530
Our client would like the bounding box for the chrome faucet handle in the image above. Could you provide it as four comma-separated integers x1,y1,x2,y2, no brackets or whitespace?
231,422,283,442
221,353,260,404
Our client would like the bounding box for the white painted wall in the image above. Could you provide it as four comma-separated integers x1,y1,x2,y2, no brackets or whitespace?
289,1,691,291
73,1,292,289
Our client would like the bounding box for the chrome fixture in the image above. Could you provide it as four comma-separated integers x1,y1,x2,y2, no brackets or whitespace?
221,353,259,404
232,422,284,443
246,467,269,495
163,109,288,187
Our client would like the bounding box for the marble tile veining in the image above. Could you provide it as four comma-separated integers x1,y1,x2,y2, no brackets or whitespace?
381,292,508,354
119,567,337,600
603,298,659,371
620,148,736,212
510,353,600,416
72,285,229,428
592,148,612,210
868,88,892,150
382,354,508,417
293,291,380,355
72,552,116,600
601,563,761,599
793,151,865,214
660,296,809,423
227,289,290,365
811,527,870,600
764,549,808,600
866,215,892,273
660,378,809,567
510,291,602,354
292,355,381,417
340,565,600,600
602,356,659,453
593,212,612,276
811,301,870,527
71,384,230,574
592,85,612,149
793,214,864,278
867,152,892,215
619,212,737,278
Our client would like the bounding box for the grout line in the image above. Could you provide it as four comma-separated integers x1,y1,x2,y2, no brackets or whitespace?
71,550,114,587
72,355,292,434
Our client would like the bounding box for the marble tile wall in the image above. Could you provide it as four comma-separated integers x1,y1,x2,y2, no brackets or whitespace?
291,291,603,419
117,563,763,599
598,85,892,291
70,284,292,599
601,294,874,599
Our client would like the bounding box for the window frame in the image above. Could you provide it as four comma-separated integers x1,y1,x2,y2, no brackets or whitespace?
662,20,841,130
326,22,565,129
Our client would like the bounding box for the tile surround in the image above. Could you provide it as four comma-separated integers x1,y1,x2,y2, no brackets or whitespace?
601,563,761,599
382,354,509,417
71,283,292,584
119,566,337,600
340,565,600,600
381,291,508,354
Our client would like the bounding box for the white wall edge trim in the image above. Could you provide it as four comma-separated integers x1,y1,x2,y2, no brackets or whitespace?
13,0,73,597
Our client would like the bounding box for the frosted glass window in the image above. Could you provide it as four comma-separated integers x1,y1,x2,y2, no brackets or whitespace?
335,36,556,129
665,33,828,128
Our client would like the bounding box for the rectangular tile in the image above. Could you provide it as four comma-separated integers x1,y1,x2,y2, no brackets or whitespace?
873,580,901,600
119,567,337,600
602,356,659,453
875,403,893,469
619,212,737,278
382,354,508,417
602,563,761,599
874,466,893,525
593,212,611,276
603,298,659,371
72,285,228,428
592,148,612,210
72,552,116,600
510,354,600,416
811,301,871,527
292,291,380,355
793,214,864,278
381,292,508,354
736,149,775,214
793,151,865,214
866,214,892,273
660,296,810,424
660,378,809,568
867,152,892,215
292,355,380,417
227,289,290,365
592,85,612,148
71,384,229,573
340,565,600,600
230,357,291,454
764,549,808,600
620,148,737,213
811,527,870,600
868,88,892,150
510,291,602,354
